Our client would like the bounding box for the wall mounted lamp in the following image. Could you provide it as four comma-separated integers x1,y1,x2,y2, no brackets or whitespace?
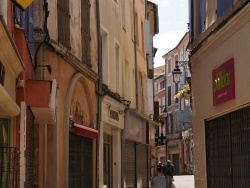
172,61,190,83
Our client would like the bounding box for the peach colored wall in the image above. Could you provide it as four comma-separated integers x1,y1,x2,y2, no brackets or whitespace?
41,48,97,188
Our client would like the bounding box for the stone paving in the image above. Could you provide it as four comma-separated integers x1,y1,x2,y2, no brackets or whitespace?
151,175,194,188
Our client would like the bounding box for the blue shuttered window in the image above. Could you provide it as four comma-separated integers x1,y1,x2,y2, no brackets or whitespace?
14,5,34,64
200,0,206,33
217,0,234,17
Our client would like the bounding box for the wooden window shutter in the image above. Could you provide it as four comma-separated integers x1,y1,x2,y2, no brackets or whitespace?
81,0,91,66
58,0,71,49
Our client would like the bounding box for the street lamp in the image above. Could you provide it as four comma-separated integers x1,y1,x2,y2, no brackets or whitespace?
172,61,190,84
172,61,182,83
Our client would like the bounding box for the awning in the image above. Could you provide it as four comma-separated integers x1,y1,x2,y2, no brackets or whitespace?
0,84,20,116
74,123,98,139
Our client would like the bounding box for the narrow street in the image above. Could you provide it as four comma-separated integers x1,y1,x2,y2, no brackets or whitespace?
152,175,194,188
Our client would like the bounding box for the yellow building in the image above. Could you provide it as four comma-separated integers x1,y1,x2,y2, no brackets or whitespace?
189,1,250,187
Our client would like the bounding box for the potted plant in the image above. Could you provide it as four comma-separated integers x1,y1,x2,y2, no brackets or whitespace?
174,84,190,100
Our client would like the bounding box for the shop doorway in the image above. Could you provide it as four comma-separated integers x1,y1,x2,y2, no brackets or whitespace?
172,154,180,175
103,134,112,188
69,133,93,188
206,106,250,188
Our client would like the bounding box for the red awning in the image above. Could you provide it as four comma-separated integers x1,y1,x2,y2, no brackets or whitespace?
74,123,98,139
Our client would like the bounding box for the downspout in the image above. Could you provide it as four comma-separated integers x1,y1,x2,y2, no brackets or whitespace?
96,0,102,187
133,0,139,109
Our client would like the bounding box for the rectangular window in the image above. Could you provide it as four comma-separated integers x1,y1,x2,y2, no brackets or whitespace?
138,72,144,112
58,0,70,49
130,0,134,41
135,12,139,46
0,62,5,86
14,5,34,64
101,30,109,85
141,21,144,52
158,99,161,114
175,83,179,103
82,0,91,66
115,43,120,93
217,0,233,17
168,86,171,106
122,0,126,30
200,0,206,32
168,59,171,73
125,60,129,99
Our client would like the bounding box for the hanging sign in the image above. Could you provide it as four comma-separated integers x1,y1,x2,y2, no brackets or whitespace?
11,0,34,10
212,58,235,106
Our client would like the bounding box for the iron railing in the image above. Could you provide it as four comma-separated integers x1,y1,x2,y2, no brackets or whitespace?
0,147,20,188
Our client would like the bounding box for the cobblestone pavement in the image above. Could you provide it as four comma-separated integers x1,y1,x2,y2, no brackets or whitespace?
151,175,194,188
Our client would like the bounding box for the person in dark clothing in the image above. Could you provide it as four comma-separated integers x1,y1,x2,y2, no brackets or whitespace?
157,162,162,176
164,160,174,188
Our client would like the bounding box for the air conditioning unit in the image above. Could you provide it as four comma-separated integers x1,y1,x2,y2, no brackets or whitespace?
26,79,57,124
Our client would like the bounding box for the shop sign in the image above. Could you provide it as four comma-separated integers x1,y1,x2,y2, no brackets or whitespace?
168,144,178,150
11,0,34,10
212,58,235,106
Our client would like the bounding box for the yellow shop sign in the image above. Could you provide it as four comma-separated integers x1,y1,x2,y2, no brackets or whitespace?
12,0,34,10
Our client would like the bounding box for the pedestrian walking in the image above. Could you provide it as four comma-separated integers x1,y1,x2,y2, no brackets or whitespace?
163,160,174,188
157,162,163,176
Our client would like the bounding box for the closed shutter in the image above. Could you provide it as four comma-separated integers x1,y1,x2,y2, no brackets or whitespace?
81,0,91,66
200,0,206,32
124,141,136,188
217,0,225,17
58,0,71,49
26,4,34,64
206,107,250,188
69,133,93,188
137,144,148,188
172,154,180,175
26,107,34,188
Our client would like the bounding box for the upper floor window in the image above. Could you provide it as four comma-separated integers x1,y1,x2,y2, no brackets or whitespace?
0,61,5,85
217,0,233,17
81,0,91,66
200,0,206,32
168,86,171,106
58,0,71,49
167,59,171,74
14,4,34,63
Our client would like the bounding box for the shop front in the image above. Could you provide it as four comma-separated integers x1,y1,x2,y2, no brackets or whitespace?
0,16,24,188
99,95,126,188
191,7,250,187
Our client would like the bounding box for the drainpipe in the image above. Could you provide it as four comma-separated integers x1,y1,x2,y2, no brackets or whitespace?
133,0,139,109
96,0,102,187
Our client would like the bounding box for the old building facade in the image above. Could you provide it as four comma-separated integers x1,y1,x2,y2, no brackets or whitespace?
161,32,193,175
189,0,250,187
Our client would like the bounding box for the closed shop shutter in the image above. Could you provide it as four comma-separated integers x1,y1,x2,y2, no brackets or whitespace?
26,107,34,188
137,144,148,188
206,106,250,188
124,141,136,188
69,133,93,188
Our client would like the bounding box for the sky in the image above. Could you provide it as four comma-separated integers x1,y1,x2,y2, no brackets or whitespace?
148,0,189,67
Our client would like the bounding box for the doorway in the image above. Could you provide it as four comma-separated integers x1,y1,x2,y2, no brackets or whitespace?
103,134,112,188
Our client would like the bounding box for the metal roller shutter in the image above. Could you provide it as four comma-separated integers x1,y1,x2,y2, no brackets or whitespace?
26,107,34,188
69,133,93,188
124,141,136,188
137,144,148,188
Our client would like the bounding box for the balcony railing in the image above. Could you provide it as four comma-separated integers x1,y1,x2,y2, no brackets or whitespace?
0,147,20,188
